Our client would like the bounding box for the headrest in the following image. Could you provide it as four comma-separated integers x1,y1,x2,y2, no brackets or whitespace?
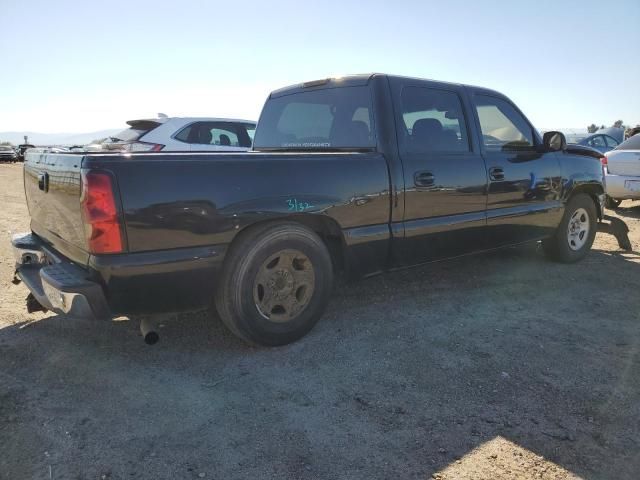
200,129,213,144
412,119,443,137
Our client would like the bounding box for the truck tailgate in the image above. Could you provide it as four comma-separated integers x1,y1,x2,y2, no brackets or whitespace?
24,152,89,264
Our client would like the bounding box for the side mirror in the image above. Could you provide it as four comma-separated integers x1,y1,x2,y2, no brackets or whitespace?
542,131,566,152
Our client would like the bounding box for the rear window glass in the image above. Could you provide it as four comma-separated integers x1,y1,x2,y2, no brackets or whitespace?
112,121,161,142
112,128,149,142
253,86,376,150
616,134,640,150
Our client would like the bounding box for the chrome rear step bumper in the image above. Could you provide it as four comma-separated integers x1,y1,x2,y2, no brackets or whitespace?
11,232,111,320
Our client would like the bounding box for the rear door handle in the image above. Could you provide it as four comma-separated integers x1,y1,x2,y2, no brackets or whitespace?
414,171,434,187
489,167,505,181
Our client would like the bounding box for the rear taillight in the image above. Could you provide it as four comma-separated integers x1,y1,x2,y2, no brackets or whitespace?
80,171,123,254
124,142,164,152
600,156,608,167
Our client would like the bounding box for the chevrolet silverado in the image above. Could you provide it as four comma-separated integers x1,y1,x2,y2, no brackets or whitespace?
12,74,609,345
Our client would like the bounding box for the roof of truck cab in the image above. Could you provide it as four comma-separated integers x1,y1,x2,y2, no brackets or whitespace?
268,73,507,99
269,74,376,97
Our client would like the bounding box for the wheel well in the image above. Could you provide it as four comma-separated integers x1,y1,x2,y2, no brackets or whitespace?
569,185,604,219
232,215,346,273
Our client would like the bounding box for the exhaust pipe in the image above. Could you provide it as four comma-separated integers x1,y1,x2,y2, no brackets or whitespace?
140,317,159,345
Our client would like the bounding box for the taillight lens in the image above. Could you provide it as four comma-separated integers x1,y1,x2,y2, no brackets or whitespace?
80,171,123,254
600,156,608,167
124,142,164,152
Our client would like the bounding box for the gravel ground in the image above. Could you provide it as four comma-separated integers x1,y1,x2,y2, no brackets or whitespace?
1,162,639,480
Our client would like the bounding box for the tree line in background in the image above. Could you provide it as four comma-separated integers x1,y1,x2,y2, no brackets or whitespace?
588,120,640,136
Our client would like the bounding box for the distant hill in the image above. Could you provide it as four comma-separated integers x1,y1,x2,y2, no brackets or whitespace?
0,129,120,146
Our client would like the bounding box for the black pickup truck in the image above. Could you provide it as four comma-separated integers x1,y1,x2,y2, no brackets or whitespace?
13,74,608,346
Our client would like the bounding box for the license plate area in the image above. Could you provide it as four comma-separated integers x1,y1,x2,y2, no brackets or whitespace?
625,180,640,192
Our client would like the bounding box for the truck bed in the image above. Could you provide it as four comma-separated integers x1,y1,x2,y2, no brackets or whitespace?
22,150,392,314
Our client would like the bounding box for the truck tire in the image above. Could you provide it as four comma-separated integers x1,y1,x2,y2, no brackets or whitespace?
542,193,597,263
215,222,333,346
605,196,621,209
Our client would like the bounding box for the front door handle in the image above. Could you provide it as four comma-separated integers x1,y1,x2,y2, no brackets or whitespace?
414,171,434,187
489,167,505,181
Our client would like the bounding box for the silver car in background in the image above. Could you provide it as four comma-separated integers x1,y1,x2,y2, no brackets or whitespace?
604,134,640,208
0,145,18,162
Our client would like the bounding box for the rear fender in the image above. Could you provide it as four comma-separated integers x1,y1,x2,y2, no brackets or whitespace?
230,210,389,278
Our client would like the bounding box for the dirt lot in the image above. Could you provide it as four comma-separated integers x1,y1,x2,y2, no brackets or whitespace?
1,162,639,480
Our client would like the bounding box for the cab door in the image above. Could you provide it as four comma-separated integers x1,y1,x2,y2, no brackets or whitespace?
391,80,489,265
470,92,563,246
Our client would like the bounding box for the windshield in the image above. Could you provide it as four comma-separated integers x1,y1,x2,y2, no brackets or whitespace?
253,86,376,150
0,146,13,151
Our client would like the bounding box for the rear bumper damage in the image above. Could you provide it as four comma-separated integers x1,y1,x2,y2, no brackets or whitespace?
12,231,228,319
11,232,111,320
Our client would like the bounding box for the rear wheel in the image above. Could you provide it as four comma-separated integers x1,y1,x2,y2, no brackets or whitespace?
543,193,597,263
605,196,622,209
215,222,333,346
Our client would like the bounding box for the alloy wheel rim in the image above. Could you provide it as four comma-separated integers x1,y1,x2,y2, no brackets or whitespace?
567,207,590,251
253,249,315,322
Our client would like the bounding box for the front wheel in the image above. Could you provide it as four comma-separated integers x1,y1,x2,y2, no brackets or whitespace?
542,194,597,263
215,222,333,346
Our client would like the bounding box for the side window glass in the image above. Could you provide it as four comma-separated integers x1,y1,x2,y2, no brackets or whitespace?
246,125,256,143
590,136,606,147
196,123,253,147
209,127,240,146
400,87,470,153
475,95,534,151
174,124,192,143
193,123,215,144
605,136,618,147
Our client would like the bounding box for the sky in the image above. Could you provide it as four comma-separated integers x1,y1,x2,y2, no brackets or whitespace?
1,0,639,133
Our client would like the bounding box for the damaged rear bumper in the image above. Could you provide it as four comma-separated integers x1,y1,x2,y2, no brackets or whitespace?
12,232,111,320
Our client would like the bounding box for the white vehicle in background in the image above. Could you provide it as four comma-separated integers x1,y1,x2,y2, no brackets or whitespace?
603,134,640,208
103,115,257,152
69,143,104,152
